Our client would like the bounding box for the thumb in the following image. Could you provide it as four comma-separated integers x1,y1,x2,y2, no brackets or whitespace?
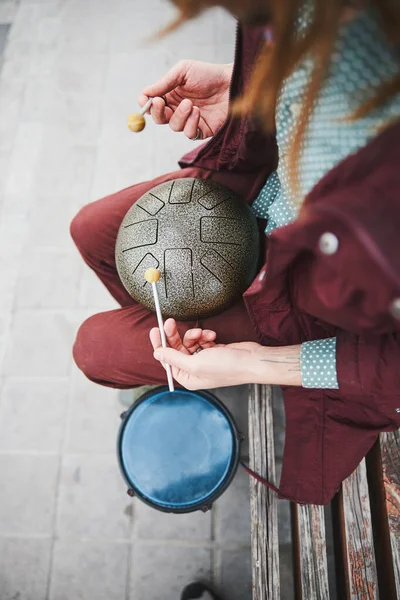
154,347,192,371
143,61,187,97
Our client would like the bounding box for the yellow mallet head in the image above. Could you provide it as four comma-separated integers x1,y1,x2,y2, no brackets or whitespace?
144,268,161,283
127,113,146,132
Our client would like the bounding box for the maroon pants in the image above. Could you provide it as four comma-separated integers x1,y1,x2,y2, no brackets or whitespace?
71,168,259,388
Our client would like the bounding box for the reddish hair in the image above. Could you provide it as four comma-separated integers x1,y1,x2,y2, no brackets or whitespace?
164,0,400,196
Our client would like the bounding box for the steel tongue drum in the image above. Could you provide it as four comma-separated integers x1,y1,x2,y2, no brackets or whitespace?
115,178,260,320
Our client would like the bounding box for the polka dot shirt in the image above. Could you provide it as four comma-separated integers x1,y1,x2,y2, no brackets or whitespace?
301,338,338,389
252,7,400,389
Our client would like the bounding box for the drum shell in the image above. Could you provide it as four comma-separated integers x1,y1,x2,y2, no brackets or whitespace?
117,387,241,513
115,178,260,321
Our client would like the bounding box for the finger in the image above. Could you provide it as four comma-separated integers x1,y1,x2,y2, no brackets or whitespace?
169,99,193,132
163,318,178,337
183,329,216,349
197,329,217,348
154,347,193,372
149,96,172,125
199,329,217,341
183,106,201,140
138,94,152,113
149,327,162,350
164,319,189,354
182,328,203,351
143,61,187,97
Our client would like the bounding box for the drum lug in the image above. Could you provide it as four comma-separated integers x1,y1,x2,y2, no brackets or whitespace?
201,504,211,513
120,411,127,420
127,488,135,497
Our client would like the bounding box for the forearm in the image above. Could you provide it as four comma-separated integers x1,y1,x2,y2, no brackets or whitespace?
250,345,302,386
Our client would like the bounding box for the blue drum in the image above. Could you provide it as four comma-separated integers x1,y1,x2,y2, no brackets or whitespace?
117,387,241,513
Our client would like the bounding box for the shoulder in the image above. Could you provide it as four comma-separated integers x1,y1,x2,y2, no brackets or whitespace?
271,121,400,334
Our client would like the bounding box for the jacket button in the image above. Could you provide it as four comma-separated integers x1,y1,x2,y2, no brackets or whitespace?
395,408,400,414
318,232,339,255
389,298,400,320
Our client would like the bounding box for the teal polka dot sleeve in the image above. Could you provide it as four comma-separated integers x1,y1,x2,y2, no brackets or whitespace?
251,7,400,390
301,338,339,389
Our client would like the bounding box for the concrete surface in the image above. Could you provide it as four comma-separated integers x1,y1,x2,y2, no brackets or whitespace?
0,1,255,599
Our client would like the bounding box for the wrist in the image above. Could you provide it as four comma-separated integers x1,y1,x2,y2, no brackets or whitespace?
222,63,234,79
250,345,303,386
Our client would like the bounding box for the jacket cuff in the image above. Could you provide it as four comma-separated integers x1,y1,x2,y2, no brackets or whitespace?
335,331,363,394
301,338,339,389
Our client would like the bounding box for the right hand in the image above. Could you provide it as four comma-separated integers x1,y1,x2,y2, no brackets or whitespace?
139,60,233,140
150,318,217,357
150,318,262,390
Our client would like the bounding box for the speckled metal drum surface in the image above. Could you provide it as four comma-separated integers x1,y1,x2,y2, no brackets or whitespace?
115,178,260,320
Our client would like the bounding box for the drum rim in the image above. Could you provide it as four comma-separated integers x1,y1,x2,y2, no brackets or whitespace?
117,386,241,513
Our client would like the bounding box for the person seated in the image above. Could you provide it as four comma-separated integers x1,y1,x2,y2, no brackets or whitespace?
71,0,400,506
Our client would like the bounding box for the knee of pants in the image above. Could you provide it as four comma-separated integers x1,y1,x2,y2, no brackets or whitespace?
70,204,95,259
70,202,114,263
73,314,106,383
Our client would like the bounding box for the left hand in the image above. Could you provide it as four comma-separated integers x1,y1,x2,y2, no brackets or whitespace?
150,318,262,390
140,61,233,140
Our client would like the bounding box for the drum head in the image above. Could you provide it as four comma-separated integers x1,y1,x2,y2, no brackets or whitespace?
117,387,240,513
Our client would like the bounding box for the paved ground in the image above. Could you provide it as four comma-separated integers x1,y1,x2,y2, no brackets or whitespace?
0,1,255,599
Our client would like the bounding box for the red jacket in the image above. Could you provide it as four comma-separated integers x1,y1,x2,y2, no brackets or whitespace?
180,25,400,504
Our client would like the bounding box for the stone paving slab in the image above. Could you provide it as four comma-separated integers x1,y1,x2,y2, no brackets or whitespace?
219,549,253,600
0,378,68,452
0,537,52,600
0,454,59,536
131,543,212,600
49,539,129,600
133,499,213,543
56,453,133,540
0,24,10,56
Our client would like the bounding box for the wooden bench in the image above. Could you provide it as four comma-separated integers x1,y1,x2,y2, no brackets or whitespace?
248,384,400,600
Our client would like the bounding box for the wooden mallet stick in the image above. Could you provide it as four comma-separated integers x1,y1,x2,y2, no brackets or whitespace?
144,267,175,393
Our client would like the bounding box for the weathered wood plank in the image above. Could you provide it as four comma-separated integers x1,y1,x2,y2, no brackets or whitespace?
248,384,280,600
341,459,379,600
293,503,330,600
364,438,398,599
331,489,351,600
380,430,400,599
